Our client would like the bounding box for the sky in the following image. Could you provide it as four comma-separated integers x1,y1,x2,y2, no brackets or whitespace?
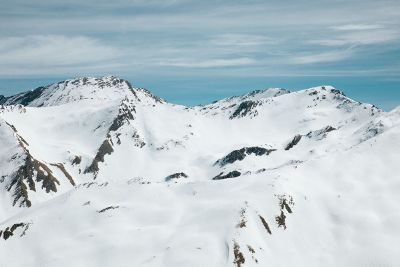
0,0,399,110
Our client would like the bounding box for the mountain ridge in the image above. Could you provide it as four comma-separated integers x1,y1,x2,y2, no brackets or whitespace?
0,76,399,267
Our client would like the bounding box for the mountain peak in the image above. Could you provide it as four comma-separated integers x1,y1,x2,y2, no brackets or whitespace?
0,76,164,107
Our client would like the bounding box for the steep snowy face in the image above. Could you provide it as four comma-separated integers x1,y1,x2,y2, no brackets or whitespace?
0,76,164,107
0,77,399,267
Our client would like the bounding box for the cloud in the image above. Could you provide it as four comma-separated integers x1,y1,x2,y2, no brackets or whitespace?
156,57,256,68
309,26,399,46
0,0,399,77
0,35,121,75
0,35,118,65
331,24,384,31
208,34,277,47
291,50,353,64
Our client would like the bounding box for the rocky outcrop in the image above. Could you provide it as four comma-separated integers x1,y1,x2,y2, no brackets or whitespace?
284,126,336,150
97,206,119,213
0,87,47,106
230,101,260,119
285,134,302,150
4,123,61,207
212,171,241,180
306,125,336,140
71,156,82,165
0,223,29,241
50,163,75,186
165,172,188,182
109,99,136,132
84,138,114,177
233,242,245,267
85,98,139,177
215,146,276,167
275,195,294,230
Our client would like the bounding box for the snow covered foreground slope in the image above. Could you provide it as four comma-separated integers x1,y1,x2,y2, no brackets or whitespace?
0,76,399,267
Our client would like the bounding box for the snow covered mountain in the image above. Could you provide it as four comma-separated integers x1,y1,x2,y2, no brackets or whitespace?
0,76,399,267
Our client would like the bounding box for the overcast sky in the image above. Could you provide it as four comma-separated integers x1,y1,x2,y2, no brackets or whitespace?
1,0,399,109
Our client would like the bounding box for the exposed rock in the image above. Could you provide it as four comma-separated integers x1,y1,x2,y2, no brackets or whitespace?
165,172,188,182
84,139,114,177
275,210,287,229
0,86,46,106
285,134,302,150
0,223,29,240
306,125,336,140
7,154,60,207
330,88,346,97
212,171,241,180
237,208,247,228
109,99,135,132
259,215,272,234
233,242,245,267
50,163,75,186
136,87,165,104
98,205,119,213
215,146,276,167
85,99,139,177
256,168,266,174
308,90,318,96
230,100,259,119
71,156,82,165
360,120,385,142
275,195,294,230
247,245,258,263
4,122,60,207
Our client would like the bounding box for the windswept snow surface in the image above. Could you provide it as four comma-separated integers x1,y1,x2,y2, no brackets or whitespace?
0,77,399,267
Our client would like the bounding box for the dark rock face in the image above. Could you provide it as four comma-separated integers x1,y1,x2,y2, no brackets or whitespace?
259,215,272,235
306,125,336,140
230,101,259,119
71,156,82,165
109,100,135,132
215,147,276,167
233,242,245,267
330,88,346,97
0,223,29,240
165,172,188,182
50,163,75,186
85,99,137,177
308,90,318,96
275,195,294,230
212,171,241,180
8,154,60,207
0,86,46,106
97,206,119,213
275,211,287,229
285,134,302,150
84,139,114,177
4,122,60,207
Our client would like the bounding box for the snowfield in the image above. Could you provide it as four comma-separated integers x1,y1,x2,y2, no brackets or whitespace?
0,76,399,267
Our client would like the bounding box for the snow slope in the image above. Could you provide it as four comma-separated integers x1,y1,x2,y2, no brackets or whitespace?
0,77,399,267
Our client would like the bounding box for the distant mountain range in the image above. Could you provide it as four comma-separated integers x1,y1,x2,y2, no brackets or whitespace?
1,76,399,267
